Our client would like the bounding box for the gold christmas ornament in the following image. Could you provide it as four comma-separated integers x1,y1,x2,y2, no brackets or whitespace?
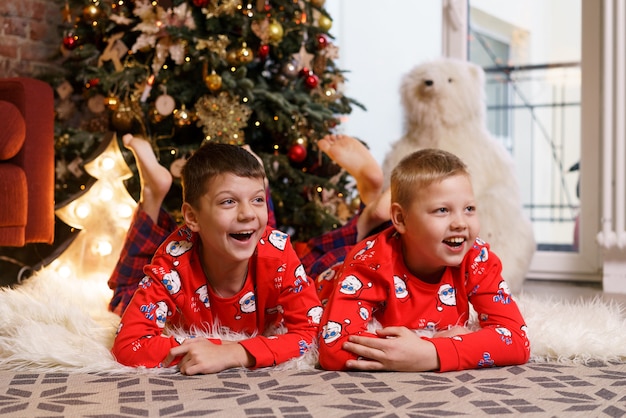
83,4,100,23
205,72,223,91
226,49,239,66
227,43,254,66
237,42,254,64
268,19,284,44
318,14,332,32
55,134,70,151
173,104,193,127
194,92,252,145
350,196,362,212
323,87,337,100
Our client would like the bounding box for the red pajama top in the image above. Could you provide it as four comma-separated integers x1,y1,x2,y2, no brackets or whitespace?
318,227,530,372
111,225,322,369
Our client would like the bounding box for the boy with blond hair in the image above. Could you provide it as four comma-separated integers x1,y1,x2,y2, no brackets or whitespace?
318,148,530,372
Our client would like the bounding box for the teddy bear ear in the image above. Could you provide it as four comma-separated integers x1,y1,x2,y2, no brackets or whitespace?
468,62,486,83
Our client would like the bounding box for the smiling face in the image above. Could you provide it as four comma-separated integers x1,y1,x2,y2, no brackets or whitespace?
183,172,268,272
391,173,479,283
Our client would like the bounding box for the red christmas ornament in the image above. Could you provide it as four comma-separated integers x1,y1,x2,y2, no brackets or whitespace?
287,143,307,163
299,67,311,78
304,73,319,89
317,34,328,49
193,0,210,7
258,44,270,59
62,33,78,50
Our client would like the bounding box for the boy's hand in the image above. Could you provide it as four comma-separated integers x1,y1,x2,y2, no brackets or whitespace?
342,326,440,372
163,339,254,375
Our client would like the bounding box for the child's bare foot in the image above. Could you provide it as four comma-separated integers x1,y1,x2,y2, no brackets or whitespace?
318,134,383,204
123,134,172,222
356,188,391,241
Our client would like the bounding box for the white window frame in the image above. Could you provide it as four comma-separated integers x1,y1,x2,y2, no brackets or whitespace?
441,0,602,282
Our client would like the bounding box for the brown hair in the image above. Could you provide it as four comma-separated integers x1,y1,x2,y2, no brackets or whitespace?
182,142,266,207
390,148,470,208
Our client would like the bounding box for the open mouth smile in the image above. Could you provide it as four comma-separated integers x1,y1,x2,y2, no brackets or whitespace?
443,237,465,248
230,231,255,241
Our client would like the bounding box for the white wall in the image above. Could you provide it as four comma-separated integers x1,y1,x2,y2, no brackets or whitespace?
325,0,442,165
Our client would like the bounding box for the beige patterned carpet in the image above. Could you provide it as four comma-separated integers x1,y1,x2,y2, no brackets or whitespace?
2,361,626,417
2,270,626,417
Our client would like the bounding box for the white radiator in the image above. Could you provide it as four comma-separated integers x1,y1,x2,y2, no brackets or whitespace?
597,0,626,249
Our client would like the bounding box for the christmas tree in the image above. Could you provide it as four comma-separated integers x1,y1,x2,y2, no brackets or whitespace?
48,0,363,242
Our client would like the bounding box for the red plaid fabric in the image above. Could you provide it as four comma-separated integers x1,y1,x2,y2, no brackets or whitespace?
296,215,359,279
107,208,177,315
267,189,276,228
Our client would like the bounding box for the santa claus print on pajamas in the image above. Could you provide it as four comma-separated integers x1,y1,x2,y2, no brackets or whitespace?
318,227,530,372
112,225,321,370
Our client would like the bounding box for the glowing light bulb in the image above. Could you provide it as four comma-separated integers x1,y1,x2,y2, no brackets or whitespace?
99,185,114,201
93,239,113,256
100,156,116,172
75,202,91,219
117,203,134,218
83,133,133,180
57,263,74,279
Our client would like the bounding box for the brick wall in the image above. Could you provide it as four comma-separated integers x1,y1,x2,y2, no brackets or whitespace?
0,0,63,78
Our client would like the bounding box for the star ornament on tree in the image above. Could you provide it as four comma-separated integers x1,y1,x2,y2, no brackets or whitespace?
322,43,339,60
293,44,314,71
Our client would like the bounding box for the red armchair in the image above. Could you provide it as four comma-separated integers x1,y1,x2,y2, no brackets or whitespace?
0,78,55,247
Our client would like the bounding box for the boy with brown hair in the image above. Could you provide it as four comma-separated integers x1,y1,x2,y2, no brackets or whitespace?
111,140,322,375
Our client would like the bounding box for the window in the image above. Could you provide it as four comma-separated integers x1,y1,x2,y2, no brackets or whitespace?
450,0,601,281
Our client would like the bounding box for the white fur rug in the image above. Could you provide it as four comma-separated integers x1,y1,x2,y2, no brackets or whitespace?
1,268,625,374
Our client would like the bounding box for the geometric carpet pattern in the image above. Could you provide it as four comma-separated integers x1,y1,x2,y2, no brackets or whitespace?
2,362,626,417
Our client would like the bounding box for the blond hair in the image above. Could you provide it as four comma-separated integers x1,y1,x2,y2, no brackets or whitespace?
390,148,470,208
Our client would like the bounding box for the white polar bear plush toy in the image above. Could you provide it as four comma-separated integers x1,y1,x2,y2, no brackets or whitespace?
382,58,535,294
